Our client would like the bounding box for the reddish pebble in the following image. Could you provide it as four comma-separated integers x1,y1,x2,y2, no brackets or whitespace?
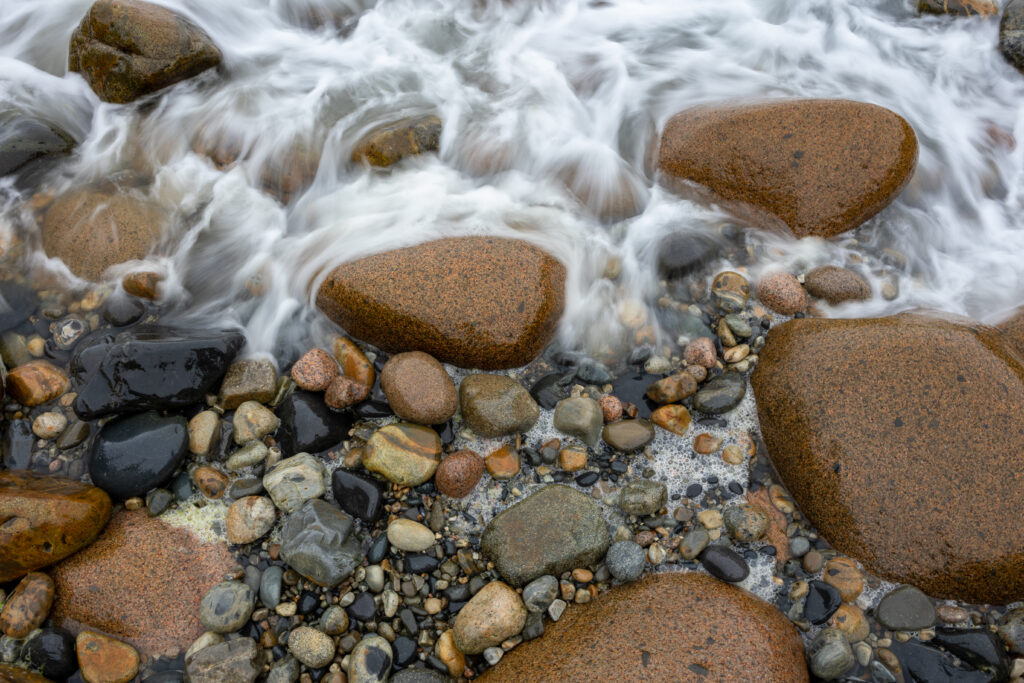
122,271,162,300
684,338,717,369
0,572,54,638
757,272,807,315
324,375,370,409
686,365,707,382
598,395,622,423
290,348,339,391
435,450,485,498
193,466,228,499
485,445,521,480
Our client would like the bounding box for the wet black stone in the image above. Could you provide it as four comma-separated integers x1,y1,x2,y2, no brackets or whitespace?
272,645,287,660
21,627,77,680
351,380,393,419
433,420,456,447
0,111,73,186
101,293,146,327
276,390,353,454
804,581,842,625
405,554,439,574
522,447,543,466
889,640,992,683
696,416,728,428
575,471,599,487
2,419,33,470
610,372,662,419
932,627,1010,680
146,488,173,516
692,372,746,415
309,667,326,683
685,483,702,499
89,411,188,499
392,636,418,667
444,583,471,602
56,420,90,450
610,460,628,474
346,591,377,622
698,545,749,583
657,231,721,278
297,591,319,615
367,533,389,564
400,608,419,636
551,471,569,483
0,281,39,333
170,472,194,501
426,655,450,674
226,476,263,499
331,468,385,523
727,481,743,495
529,373,570,410
70,326,245,419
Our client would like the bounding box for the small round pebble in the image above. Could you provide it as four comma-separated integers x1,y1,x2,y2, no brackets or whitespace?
434,449,485,498
199,581,254,634
226,496,277,545
287,626,335,668
193,466,228,499
605,540,645,582
683,337,717,369
290,348,339,391
324,374,371,410
321,605,349,635
387,518,435,552
756,272,807,315
32,412,67,440
597,394,622,422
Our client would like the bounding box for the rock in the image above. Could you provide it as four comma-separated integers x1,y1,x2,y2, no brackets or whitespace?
0,110,74,181
380,351,457,424
711,272,751,314
658,99,918,238
1002,0,1024,73
225,496,276,545
552,397,603,446
218,359,277,410
918,0,997,14
657,232,721,278
121,270,162,299
22,627,77,680
644,372,697,403
90,411,188,499
0,663,52,682
324,374,370,410
192,465,228,499
605,540,645,582
69,0,222,103
275,390,352,455
804,266,871,304
823,556,864,602
233,400,279,445
459,374,539,437
316,237,565,369
348,635,393,682
601,419,655,452
0,573,54,638
101,292,145,326
290,349,339,391
618,479,667,516
650,404,691,436
876,585,936,631
888,639,992,683
756,272,807,315
693,372,746,414
331,337,376,388
434,450,485,499
387,519,435,553
330,468,386,523
680,527,710,561
184,637,261,683
351,115,443,167
480,573,807,682
76,631,140,683
808,628,855,680
522,576,558,614
225,440,269,471
280,500,363,587
188,410,221,457
481,485,610,586
198,581,254,634
723,503,769,542
452,581,527,655
50,510,236,657
390,670,453,683
752,312,1024,603
5,361,68,406
804,581,842,625
262,453,325,513
484,444,521,479
362,423,442,486
70,325,244,419
699,544,750,583
0,471,112,582
287,626,334,668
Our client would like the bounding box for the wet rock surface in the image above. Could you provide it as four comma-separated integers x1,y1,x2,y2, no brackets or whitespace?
0,110,74,182
279,499,364,586
351,115,443,167
89,411,188,499
275,389,353,454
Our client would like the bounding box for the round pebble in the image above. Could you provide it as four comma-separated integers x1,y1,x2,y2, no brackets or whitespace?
435,449,485,498
199,581,254,634
756,272,807,315
290,348,339,391
683,337,717,369
226,496,277,545
387,518,435,552
380,351,458,425
605,540,645,582
288,626,335,668
32,412,67,440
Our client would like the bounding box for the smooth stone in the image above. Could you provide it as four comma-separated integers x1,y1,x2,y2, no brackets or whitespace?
933,627,1010,680
101,293,145,327
266,656,299,683
808,627,855,680
387,519,435,553
692,373,746,414
575,358,612,385
659,308,715,344
803,580,842,625
0,110,74,181
348,635,392,682
192,466,228,500
481,485,610,586
183,637,261,683
618,479,667,516
680,527,710,561
69,325,244,419
699,544,750,583
723,503,769,542
198,581,254,634
380,351,457,425
459,374,539,437
275,390,352,455
601,419,655,453
390,669,453,683
658,99,918,238
316,237,565,370
875,585,936,631
225,496,276,545
259,566,283,609
552,397,603,446
330,468,385,523
804,265,871,304
76,631,140,683
480,573,807,682
232,401,279,445
352,115,442,167
362,423,441,487
1001,0,1024,73
187,411,221,458
433,450,485,499
225,441,269,471
756,272,807,316
289,348,339,392
605,540,645,582
287,626,334,669
522,576,558,614
89,411,188,500
1,420,33,470
280,500,363,587
452,581,527,655
21,627,77,680
5,361,68,407
218,359,277,410
262,453,325,513
0,573,54,639
320,605,349,635
888,640,992,683
657,231,721,278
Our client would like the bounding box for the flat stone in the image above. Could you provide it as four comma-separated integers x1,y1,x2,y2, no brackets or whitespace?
752,312,1024,603
804,266,871,304
262,453,325,513
218,359,277,410
330,468,386,523
279,500,363,587
380,351,457,425
459,374,539,437
480,573,808,682
76,631,140,683
876,585,936,631
362,423,441,487
601,419,654,453
198,581,254,634
5,361,68,407
89,411,188,500
453,581,527,655
316,236,565,369
700,544,750,583
352,115,442,167
225,440,269,471
692,372,746,414
552,397,604,446
184,637,261,683
658,99,918,238
0,573,54,638
481,485,610,586
618,479,667,517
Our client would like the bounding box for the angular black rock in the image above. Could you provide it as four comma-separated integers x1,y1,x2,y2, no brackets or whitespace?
21,627,78,680
347,591,378,622
89,411,188,499
889,640,992,683
392,636,418,667
331,468,385,523
698,544,749,583
70,325,245,419
932,627,1010,680
276,390,353,454
529,373,570,410
804,580,842,625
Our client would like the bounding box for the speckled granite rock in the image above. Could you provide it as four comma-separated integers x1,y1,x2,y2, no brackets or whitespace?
316,237,565,369
998,307,1024,355
480,573,807,682
658,99,918,238
351,115,442,167
752,312,1024,603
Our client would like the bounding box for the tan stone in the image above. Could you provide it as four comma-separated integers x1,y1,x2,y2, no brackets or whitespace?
5,360,68,406
76,631,140,683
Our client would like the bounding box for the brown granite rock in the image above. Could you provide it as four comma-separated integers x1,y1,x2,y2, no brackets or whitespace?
51,510,237,658
76,631,140,683
997,307,1024,355
658,99,918,238
756,272,807,315
316,237,565,369
434,450,485,498
480,572,808,682
324,375,370,410
351,115,442,168
40,188,168,281
918,0,998,15
0,663,52,683
0,471,112,583
751,312,1024,603
380,351,457,424
121,270,162,299
5,360,68,407
69,0,222,103
803,265,871,304
290,348,339,391
0,573,54,638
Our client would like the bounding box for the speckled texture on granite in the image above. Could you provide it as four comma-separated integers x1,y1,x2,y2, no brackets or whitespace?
752,312,1024,604
480,572,808,683
998,307,1024,356
658,99,918,238
316,236,565,369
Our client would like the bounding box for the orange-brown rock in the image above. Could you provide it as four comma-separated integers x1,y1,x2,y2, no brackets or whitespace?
121,271,162,299
658,99,918,238
650,404,691,436
998,307,1024,355
645,372,697,404
76,631,139,683
331,337,375,387
380,351,458,425
752,312,1024,603
316,237,565,369
192,465,228,499
0,663,53,683
0,471,112,583
351,115,442,168
434,450,485,498
918,0,998,15
481,572,807,682
5,360,68,406
484,444,521,480
51,510,237,658
0,573,54,638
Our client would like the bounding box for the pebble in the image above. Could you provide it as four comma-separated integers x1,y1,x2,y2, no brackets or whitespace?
20,626,76,679
548,598,567,621
186,631,224,662
218,359,278,410
225,440,270,471
723,503,769,542
809,627,855,680
263,453,326,512
31,412,66,440
6,360,68,406
576,358,612,384
226,496,277,545
936,604,968,624
523,576,559,613
724,314,753,338
260,566,283,608
267,656,300,683
711,271,750,312
349,635,393,683
698,545,749,582
721,444,744,465
559,447,587,471
0,572,54,638
325,374,371,410
823,556,864,602
280,500,364,586
387,518,435,552
618,479,667,516
453,581,527,654
483,646,504,665
830,604,870,642
89,411,188,499
380,351,458,425
365,565,385,593
697,509,723,529
552,397,604,446
362,423,442,486
436,629,465,677
692,373,746,414
460,374,540,437
188,410,221,457
804,265,871,304
644,355,672,374
321,605,349,635
145,488,173,516
723,343,749,363
683,338,717,369
804,580,842,625
680,527,710,561
645,373,698,403
484,444,521,479
193,465,229,499
605,540,645,582
650,404,691,436
876,585,936,631
76,631,140,683
288,626,335,668
693,433,723,454
598,394,623,422
290,348,339,391
789,536,811,558
198,581,255,634
233,401,279,445
435,449,485,498
601,419,655,452
184,637,261,683
56,420,90,450
757,272,807,315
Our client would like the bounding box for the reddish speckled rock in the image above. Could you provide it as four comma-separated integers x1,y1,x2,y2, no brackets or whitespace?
998,307,1024,356
434,450,485,499
658,99,918,238
316,237,565,369
480,572,808,682
756,272,807,315
752,312,1024,603
380,351,457,424
804,266,871,304
290,348,339,391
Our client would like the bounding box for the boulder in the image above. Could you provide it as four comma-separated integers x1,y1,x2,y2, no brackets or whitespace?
351,115,442,167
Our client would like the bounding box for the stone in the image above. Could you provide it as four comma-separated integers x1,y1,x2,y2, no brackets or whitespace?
262,453,325,513
804,266,871,304
391,670,452,683
184,637,261,683
460,374,539,437
0,110,74,181
601,419,655,452
657,231,721,278
21,627,77,680
680,527,710,561
830,604,870,643
351,115,442,167
693,372,746,414
484,444,521,479
434,450,485,499
481,485,610,586
683,337,717,368
452,581,527,655
711,272,750,313
808,628,855,680
218,359,277,410
192,465,228,499
76,631,140,683
605,540,645,582
331,337,376,388
225,440,269,471
0,471,111,583
233,400,279,445
723,503,769,542
290,349,339,391
804,581,842,625
380,351,457,424
362,423,441,486
387,519,435,553
0,573,54,638
552,397,603,446
751,312,1024,603
756,272,807,316
1002,0,1024,73
932,627,1011,680
324,374,370,410
0,663,52,682
330,468,386,523
69,0,222,103
275,390,353,455
558,447,586,471
89,411,188,500
618,479,667,516
644,372,697,404
121,270,161,300
480,573,807,682
316,237,565,369
658,99,918,238
5,361,68,406
70,325,244,419
225,496,276,545
348,635,393,682
188,410,221,457
320,605,348,635
823,556,864,602
919,0,998,13
650,404,691,436
699,544,750,583
522,575,558,614
693,433,723,454
876,585,936,631
280,500,363,587
198,581,254,634
287,626,334,668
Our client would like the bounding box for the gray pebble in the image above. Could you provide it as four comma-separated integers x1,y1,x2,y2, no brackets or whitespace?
808,627,854,680
876,585,935,631
605,540,645,582
199,581,255,634
266,655,300,683
260,566,283,608
522,575,558,614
